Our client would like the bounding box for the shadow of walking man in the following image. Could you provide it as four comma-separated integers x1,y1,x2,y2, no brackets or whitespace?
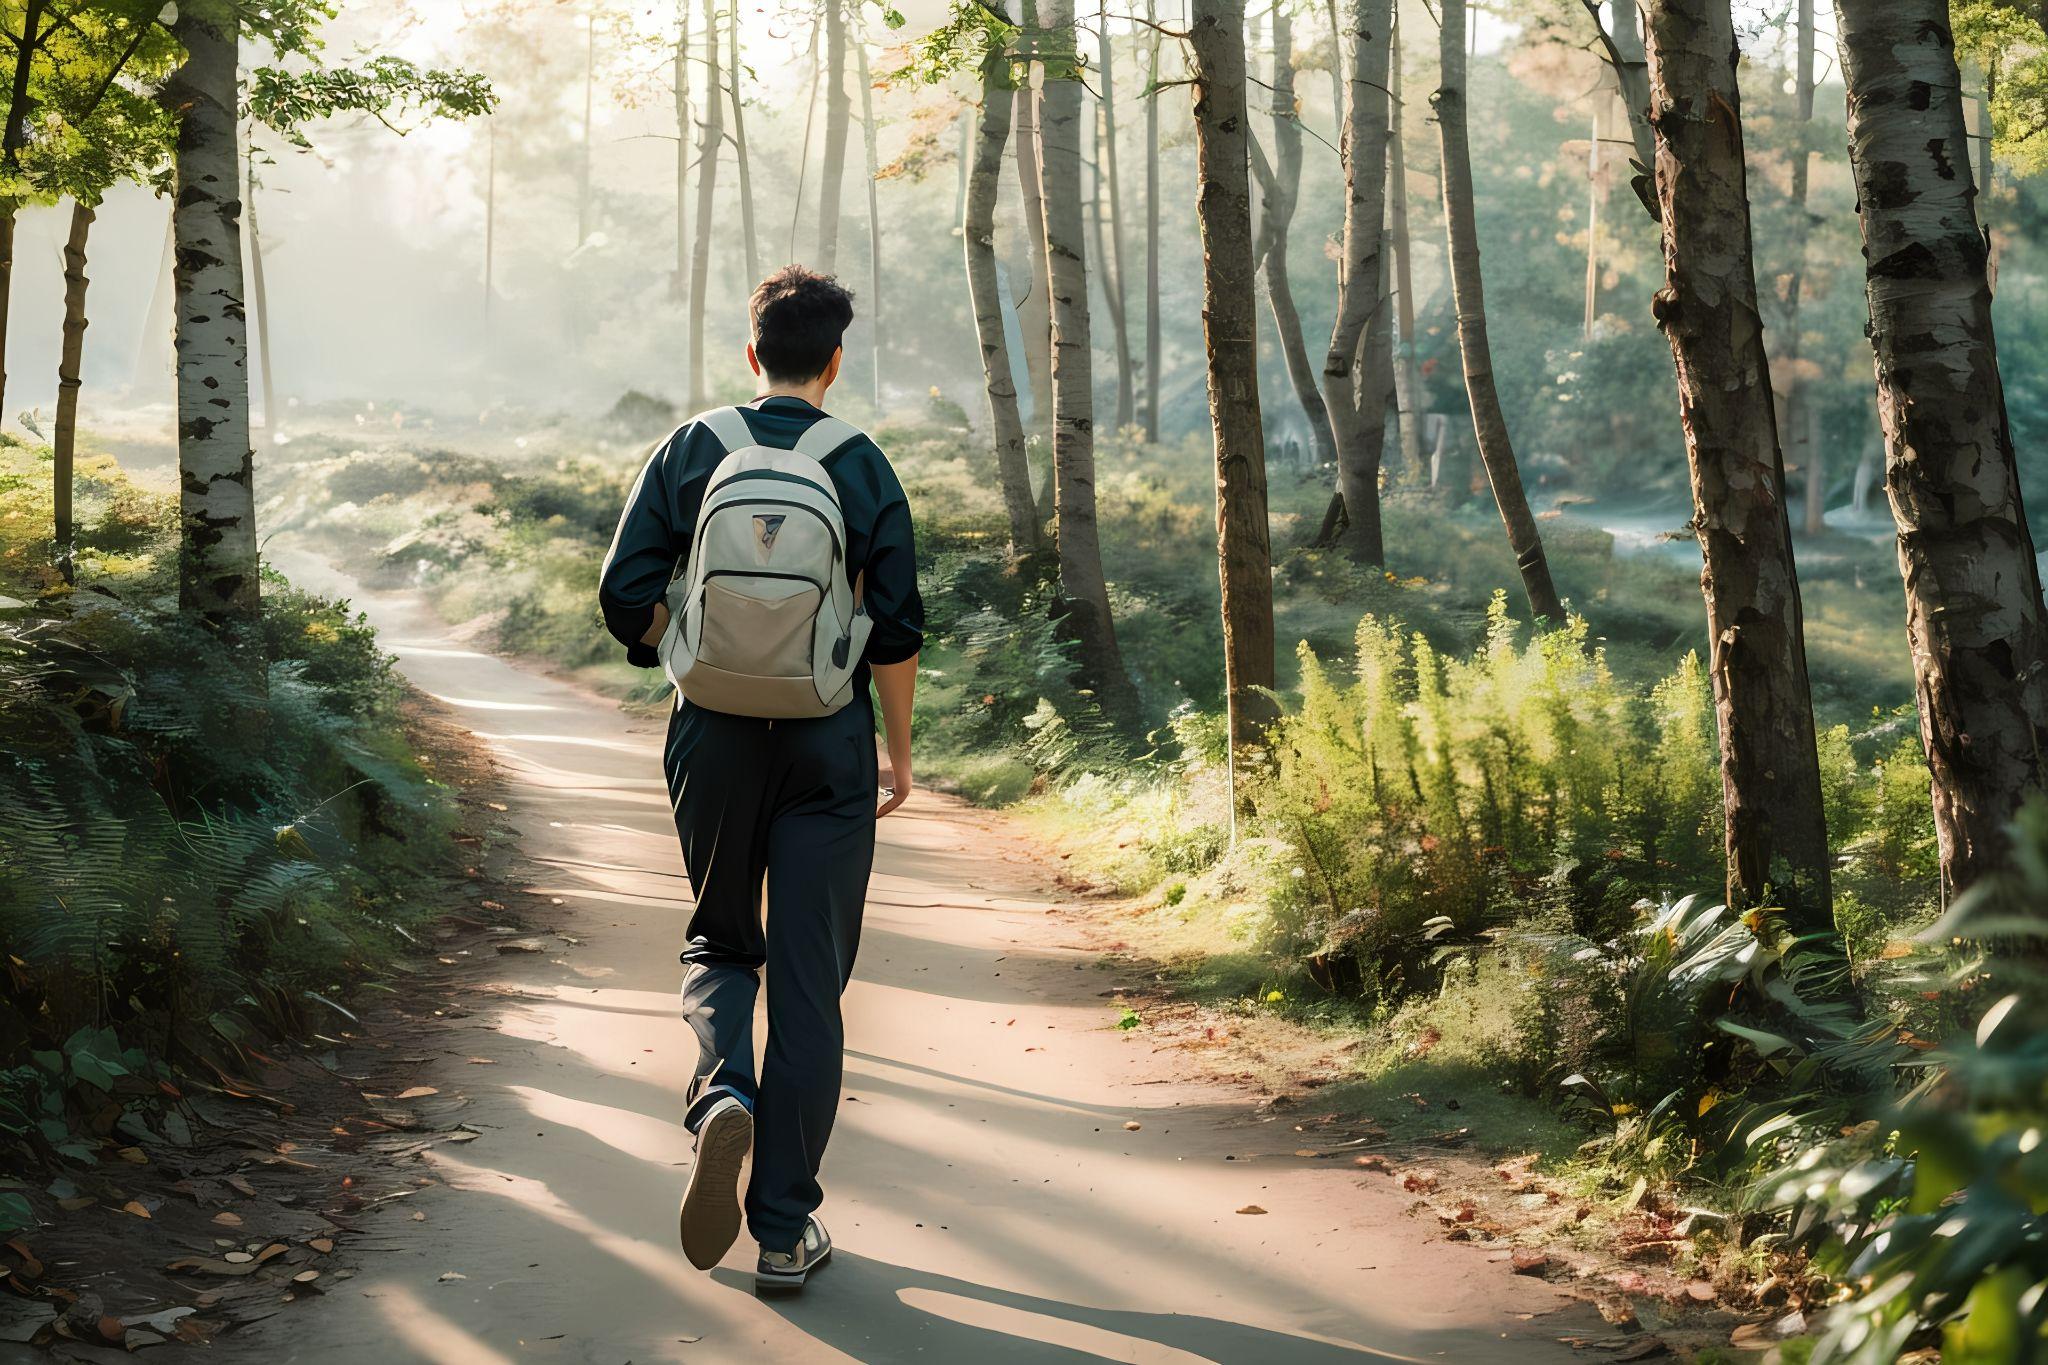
715,1250,1450,1363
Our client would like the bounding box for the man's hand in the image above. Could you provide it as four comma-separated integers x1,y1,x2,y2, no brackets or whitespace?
872,654,916,819
640,601,670,647
876,758,911,819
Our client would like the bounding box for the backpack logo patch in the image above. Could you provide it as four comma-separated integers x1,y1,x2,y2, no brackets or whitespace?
752,514,787,559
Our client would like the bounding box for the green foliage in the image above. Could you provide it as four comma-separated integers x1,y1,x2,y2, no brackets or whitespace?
1953,1,2048,175
0,445,461,1169
1765,803,2048,1362
248,56,498,149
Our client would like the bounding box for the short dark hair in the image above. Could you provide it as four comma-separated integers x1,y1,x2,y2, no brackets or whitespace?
749,266,854,382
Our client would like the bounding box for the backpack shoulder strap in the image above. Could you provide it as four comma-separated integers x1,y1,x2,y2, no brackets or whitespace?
793,415,861,463
696,406,754,455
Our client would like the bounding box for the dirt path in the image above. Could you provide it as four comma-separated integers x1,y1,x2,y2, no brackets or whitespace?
247,548,1605,1364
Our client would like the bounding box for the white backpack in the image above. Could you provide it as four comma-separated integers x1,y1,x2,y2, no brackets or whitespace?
656,406,873,718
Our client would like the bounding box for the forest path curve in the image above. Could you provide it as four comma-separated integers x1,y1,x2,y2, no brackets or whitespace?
245,545,1603,1365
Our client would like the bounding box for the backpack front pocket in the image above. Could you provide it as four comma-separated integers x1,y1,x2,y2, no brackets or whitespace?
697,577,823,680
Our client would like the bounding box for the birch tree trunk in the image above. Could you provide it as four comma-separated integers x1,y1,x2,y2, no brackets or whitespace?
1098,24,1135,432
855,35,882,407
1437,0,1563,622
1190,0,1278,760
1143,0,1161,442
1015,23,1055,444
1249,12,1336,469
52,201,91,583
817,0,849,272
673,4,689,301
1388,17,1425,481
1834,0,2048,896
169,7,259,627
1042,0,1138,722
1320,0,1393,562
1642,0,1835,947
966,43,1041,550
688,0,724,410
729,7,760,284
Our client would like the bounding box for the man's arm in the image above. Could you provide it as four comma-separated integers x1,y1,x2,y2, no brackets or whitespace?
873,654,917,818
598,437,684,667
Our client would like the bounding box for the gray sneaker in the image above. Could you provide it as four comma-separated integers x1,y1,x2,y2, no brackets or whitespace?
755,1215,831,1291
680,1095,752,1270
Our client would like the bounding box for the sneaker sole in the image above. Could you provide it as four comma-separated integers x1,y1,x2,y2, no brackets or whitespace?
754,1242,830,1292
680,1105,752,1270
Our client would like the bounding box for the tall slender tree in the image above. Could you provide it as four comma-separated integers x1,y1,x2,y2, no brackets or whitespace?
855,32,883,406
1097,19,1135,431
1015,3,1055,445
1041,0,1138,720
960,7,1040,549
169,4,257,627
1387,16,1424,480
728,6,760,283
1642,0,1835,949
1787,0,1821,536
1582,0,1659,220
671,1,690,300
688,0,724,409
1319,0,1394,561
1189,0,1276,762
1142,0,1161,442
50,199,90,582
818,0,850,270
1436,0,1563,621
1248,11,1336,469
1834,0,2048,896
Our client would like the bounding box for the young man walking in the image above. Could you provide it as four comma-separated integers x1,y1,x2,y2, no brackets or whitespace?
597,266,922,1289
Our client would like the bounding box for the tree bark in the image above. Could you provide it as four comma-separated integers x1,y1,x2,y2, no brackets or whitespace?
1642,0,1835,944
1437,0,1563,621
1041,0,1138,722
818,0,850,272
1190,0,1278,761
1098,24,1135,432
1015,18,1055,444
52,201,91,583
1834,0,2048,896
729,6,760,284
1143,0,1162,442
688,0,723,410
1388,16,1424,481
1249,13,1337,470
966,43,1041,551
169,7,259,627
855,34,882,407
1320,0,1393,563
0,207,15,424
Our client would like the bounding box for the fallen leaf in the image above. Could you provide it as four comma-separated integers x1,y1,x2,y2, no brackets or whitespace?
395,1087,439,1100
438,1271,467,1282
255,1243,287,1264
224,1253,253,1265
1511,1249,1549,1276
224,1176,257,1198
308,1239,334,1255
292,1271,320,1284
1293,1149,1316,1158
1236,1205,1267,1215
116,1148,148,1165
120,1201,151,1219
211,1212,242,1228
